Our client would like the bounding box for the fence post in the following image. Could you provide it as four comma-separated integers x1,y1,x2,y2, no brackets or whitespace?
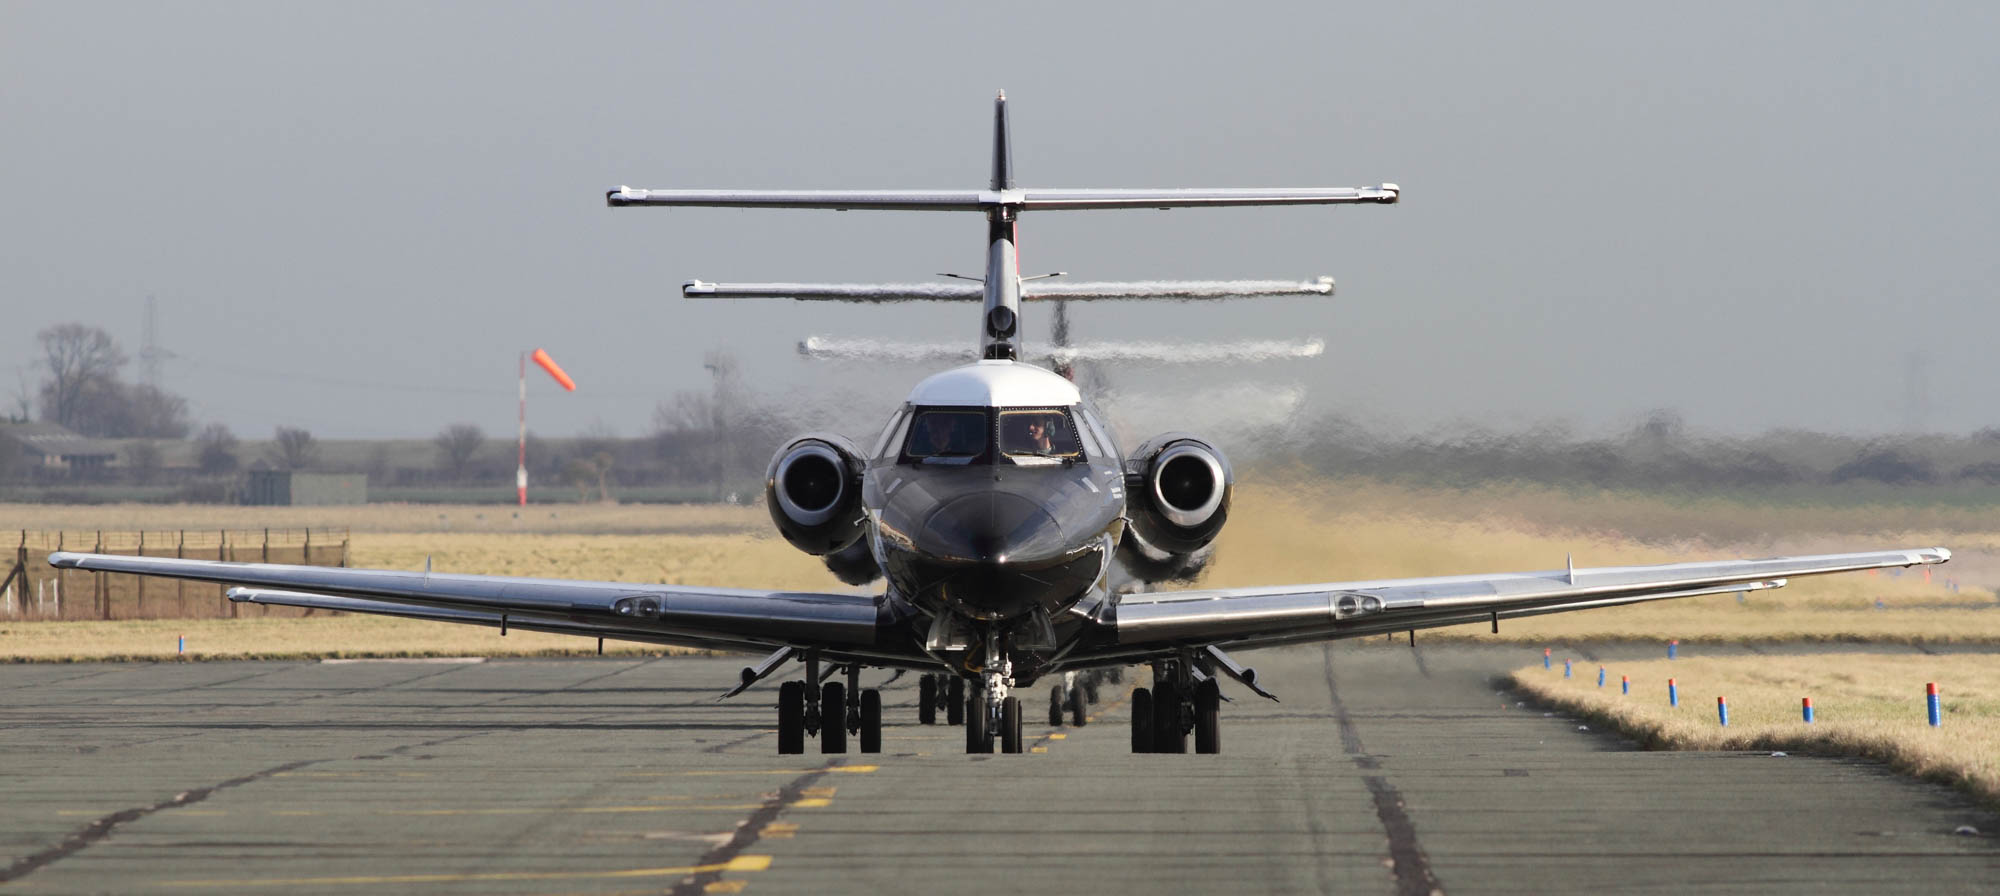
300,529,315,616
341,529,350,568
136,530,145,617
176,531,186,616
95,530,106,620
221,529,232,618
55,531,64,620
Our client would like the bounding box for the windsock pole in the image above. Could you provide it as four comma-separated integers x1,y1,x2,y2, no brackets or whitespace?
517,352,529,506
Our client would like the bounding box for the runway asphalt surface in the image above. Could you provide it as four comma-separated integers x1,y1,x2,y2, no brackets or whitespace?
2,642,1995,894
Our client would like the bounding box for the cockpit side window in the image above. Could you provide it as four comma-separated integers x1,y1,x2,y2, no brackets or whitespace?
999,408,1081,460
872,406,912,459
904,409,989,463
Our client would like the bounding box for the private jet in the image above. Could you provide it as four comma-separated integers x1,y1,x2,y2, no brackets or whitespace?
51,93,1950,755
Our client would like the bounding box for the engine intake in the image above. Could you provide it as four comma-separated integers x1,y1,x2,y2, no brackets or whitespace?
1124,434,1232,557
766,435,866,555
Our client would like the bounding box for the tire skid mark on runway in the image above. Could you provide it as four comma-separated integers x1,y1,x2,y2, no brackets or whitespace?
1322,645,1443,896
668,760,845,896
0,757,324,885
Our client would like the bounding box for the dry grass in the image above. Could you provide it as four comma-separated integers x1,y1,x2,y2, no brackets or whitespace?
1511,654,2000,809
4,479,1997,657
0,616,692,662
0,502,766,535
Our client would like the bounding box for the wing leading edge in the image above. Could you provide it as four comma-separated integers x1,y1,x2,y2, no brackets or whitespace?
47,552,905,659
1100,547,1951,660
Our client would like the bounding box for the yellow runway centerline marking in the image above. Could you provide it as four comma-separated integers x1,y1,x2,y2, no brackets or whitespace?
1030,746,1049,753
705,882,748,893
161,855,772,887
618,765,876,777
800,786,837,799
1047,733,1067,739
388,804,769,816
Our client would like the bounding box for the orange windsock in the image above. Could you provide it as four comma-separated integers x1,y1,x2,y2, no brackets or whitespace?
531,348,576,391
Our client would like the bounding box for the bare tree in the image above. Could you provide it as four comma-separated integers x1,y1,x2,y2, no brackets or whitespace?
433,423,486,481
266,426,318,471
126,439,163,485
36,324,127,430
563,452,616,503
195,423,239,474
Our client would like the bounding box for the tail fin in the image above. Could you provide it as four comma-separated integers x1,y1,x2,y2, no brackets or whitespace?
992,90,1013,191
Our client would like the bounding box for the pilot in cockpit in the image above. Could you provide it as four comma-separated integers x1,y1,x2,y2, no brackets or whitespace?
1001,411,1078,459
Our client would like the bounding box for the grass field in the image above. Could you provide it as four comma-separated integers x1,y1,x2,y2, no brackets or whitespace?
3,478,1995,654
1511,653,2000,810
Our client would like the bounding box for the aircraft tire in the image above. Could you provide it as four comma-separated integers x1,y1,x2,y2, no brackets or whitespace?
1048,685,1065,727
778,681,805,755
1130,687,1154,753
947,678,966,726
1001,697,1023,754
1194,678,1221,754
918,675,938,725
965,694,991,753
860,688,882,753
1153,680,1187,754
1070,687,1088,727
820,681,847,753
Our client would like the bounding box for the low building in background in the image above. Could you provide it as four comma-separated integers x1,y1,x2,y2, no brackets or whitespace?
244,470,368,506
0,422,119,474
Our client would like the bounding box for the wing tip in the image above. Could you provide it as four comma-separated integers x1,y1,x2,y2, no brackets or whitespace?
47,551,82,569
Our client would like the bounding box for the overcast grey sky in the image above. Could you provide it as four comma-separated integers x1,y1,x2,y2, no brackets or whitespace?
5,1,1996,440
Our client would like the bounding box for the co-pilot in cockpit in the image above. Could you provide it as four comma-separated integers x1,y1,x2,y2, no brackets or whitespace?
901,407,1082,466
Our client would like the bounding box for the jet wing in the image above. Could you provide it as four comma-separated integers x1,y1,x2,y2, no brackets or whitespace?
1095,547,1950,660
47,552,897,658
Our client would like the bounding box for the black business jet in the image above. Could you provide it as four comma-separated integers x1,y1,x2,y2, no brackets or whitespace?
52,93,1949,756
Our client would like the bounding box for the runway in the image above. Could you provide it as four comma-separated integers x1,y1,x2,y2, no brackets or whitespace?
2,644,1994,894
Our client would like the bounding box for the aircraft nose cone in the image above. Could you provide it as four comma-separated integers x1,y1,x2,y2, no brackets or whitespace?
917,491,1062,564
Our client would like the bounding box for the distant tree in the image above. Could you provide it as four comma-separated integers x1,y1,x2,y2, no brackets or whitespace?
1830,447,1934,485
195,423,239,474
564,449,616,503
36,323,127,430
0,429,19,482
115,384,192,439
433,423,486,481
126,439,163,485
266,426,319,471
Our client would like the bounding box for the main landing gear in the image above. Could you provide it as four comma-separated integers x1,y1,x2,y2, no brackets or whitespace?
775,656,884,755
1130,658,1222,754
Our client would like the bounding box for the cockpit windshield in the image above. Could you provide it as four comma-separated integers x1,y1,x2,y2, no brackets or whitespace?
999,409,1080,460
905,410,988,462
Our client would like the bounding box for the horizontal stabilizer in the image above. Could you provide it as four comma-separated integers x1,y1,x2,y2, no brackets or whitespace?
609,188,987,211
1026,278,1332,300
610,185,1397,212
686,280,981,301
1016,185,1398,210
689,278,1332,302
799,336,1324,364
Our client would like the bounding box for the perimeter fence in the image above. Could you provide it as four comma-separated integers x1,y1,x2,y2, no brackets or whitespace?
1,529,350,620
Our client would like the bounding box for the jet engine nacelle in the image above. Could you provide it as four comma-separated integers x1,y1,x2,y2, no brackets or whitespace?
765,434,866,556
1124,433,1233,557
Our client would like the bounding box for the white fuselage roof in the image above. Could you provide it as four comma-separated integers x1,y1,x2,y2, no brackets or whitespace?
905,360,1082,408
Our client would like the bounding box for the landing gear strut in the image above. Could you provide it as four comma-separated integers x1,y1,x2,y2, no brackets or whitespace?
1130,657,1222,754
773,656,883,755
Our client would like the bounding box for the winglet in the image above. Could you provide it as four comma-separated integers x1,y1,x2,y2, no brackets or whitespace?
1566,553,1575,586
